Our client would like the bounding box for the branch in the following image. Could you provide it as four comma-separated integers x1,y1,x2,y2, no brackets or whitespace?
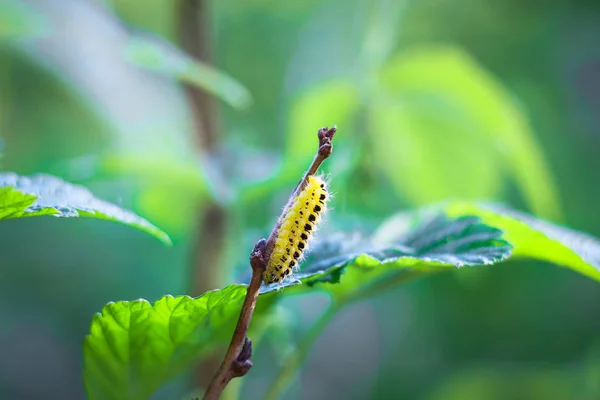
202,126,337,400
178,0,226,388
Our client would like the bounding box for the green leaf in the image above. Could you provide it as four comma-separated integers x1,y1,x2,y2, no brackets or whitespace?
0,185,42,219
369,97,503,203
0,173,171,244
445,202,600,282
125,34,252,110
261,215,512,301
83,285,247,400
83,204,600,399
83,214,510,400
371,45,561,219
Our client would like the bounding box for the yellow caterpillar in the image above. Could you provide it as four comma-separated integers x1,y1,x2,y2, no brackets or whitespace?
264,175,329,284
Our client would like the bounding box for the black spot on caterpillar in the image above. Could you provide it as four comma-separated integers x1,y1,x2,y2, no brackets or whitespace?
263,175,329,284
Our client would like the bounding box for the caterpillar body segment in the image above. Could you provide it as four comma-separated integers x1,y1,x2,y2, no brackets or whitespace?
263,176,329,284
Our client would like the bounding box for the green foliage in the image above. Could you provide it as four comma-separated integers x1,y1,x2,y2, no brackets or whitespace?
0,185,45,219
445,202,600,281
283,45,562,222
1,5,251,238
84,285,246,400
1,22,208,239
0,173,171,244
125,34,252,110
263,215,512,302
3,1,599,400
83,202,600,399
371,46,561,219
83,213,512,399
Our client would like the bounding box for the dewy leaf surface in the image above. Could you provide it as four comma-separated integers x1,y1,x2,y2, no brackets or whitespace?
83,285,247,400
0,173,171,244
445,202,600,281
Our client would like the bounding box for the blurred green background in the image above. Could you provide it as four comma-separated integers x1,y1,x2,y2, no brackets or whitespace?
1,0,599,399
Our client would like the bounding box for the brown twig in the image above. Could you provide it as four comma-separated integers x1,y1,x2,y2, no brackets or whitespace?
201,126,337,400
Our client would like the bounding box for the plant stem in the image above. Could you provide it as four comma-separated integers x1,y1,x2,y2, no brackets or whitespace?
203,246,265,400
202,127,337,399
264,302,342,400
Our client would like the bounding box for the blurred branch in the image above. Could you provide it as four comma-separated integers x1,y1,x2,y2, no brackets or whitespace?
202,127,337,400
179,0,218,148
178,0,227,390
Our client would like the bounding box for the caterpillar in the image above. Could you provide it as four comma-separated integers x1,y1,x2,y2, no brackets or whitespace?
263,175,329,284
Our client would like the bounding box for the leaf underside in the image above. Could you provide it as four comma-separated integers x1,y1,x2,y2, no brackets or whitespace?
0,173,171,244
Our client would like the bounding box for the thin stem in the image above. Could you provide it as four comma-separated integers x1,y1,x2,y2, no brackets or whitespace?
202,240,266,400
202,126,337,399
264,303,342,400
